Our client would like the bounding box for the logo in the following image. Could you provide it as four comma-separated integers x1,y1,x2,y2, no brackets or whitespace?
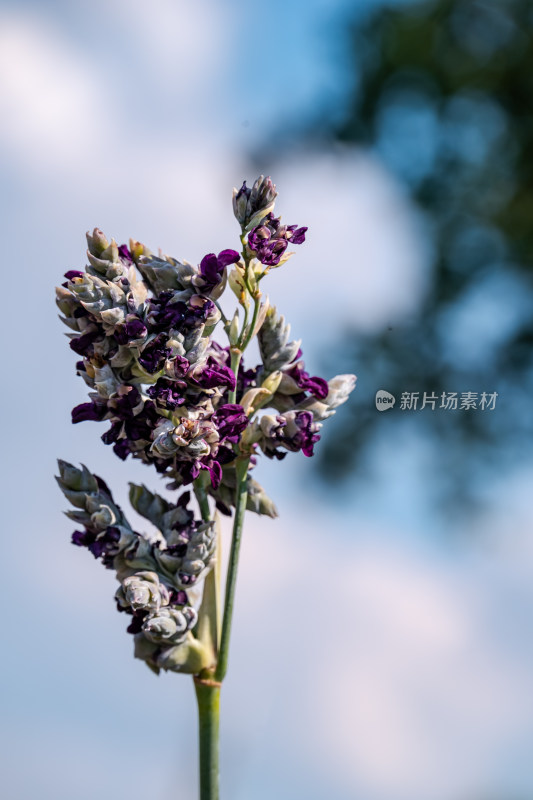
375,389,396,411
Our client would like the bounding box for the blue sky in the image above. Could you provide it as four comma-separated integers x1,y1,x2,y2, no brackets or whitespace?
1,1,532,798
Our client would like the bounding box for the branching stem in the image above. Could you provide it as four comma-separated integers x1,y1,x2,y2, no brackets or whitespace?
215,457,250,683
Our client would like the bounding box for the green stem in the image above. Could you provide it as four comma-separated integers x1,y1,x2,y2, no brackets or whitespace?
194,678,221,800
239,301,249,345
195,484,211,522
192,234,252,799
215,457,250,683
240,294,261,352
228,349,242,404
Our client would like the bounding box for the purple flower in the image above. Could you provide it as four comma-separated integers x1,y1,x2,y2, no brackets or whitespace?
238,363,258,392
148,294,188,332
88,527,121,559
200,459,223,489
138,334,171,373
101,421,123,446
216,444,237,464
71,530,88,547
287,361,329,400
147,378,186,410
126,611,148,634
193,357,236,391
248,214,307,266
254,238,288,266
118,244,133,264
113,386,141,415
247,221,285,265
169,589,189,606
69,328,101,356
286,411,321,457
171,354,190,379
113,439,132,461
124,403,158,440
175,490,192,509
72,400,108,424
286,225,307,244
197,250,240,294
212,404,248,442
262,411,321,459
64,270,84,281
115,316,148,344
148,293,214,333
71,525,121,564
175,460,202,485
101,391,159,460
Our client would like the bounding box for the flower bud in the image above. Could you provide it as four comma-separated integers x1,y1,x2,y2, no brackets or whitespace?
228,264,247,303
90,504,116,530
137,255,196,295
142,606,197,645
228,310,240,346
326,374,357,409
56,460,98,507
116,571,170,612
129,238,148,261
261,370,282,395
86,228,109,257
232,175,277,231
150,419,178,457
258,306,301,373
239,387,272,415
232,185,249,226
93,364,120,398
100,239,119,264
247,476,279,518
155,635,214,674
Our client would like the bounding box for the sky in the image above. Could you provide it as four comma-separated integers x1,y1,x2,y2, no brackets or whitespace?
1,1,532,799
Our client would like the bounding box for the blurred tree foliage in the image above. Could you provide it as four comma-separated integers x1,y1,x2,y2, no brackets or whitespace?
272,0,533,506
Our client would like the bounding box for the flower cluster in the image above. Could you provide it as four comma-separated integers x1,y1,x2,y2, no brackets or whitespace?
56,232,247,492
56,174,356,674
247,213,307,267
57,460,216,673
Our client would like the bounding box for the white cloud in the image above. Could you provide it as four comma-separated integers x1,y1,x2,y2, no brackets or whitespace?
0,13,104,168
0,10,427,340
102,0,229,93
262,150,430,337
0,1,234,177
227,505,533,799
19,492,533,799
0,718,196,800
